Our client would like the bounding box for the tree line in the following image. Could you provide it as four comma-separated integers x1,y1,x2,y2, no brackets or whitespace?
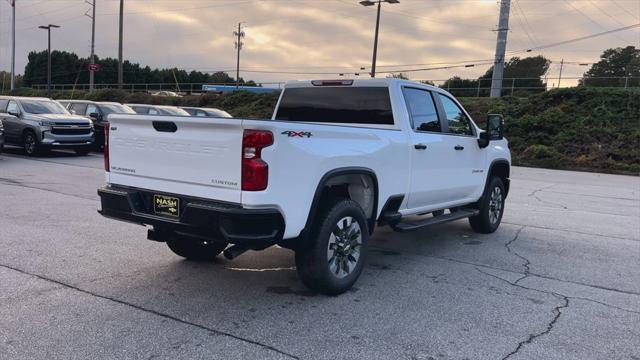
388,46,639,97
21,50,256,87
17,46,640,96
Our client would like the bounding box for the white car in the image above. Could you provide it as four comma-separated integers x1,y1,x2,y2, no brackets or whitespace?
98,79,511,294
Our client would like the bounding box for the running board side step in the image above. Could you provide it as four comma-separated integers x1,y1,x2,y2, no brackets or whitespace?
391,208,479,232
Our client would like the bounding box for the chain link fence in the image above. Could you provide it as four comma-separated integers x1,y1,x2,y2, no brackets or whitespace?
30,76,639,97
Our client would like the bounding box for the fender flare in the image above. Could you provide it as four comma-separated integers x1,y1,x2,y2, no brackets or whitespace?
482,159,511,199
302,167,379,238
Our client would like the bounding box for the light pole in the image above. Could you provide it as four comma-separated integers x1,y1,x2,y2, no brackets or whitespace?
38,24,60,98
10,0,15,91
360,0,399,78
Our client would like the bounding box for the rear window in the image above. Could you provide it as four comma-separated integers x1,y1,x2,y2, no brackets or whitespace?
275,87,393,125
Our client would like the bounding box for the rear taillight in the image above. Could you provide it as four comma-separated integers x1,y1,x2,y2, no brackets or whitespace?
242,130,273,191
104,123,110,172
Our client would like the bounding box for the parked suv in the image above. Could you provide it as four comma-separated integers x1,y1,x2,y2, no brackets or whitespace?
59,100,135,150
0,96,93,156
127,104,190,116
180,107,231,118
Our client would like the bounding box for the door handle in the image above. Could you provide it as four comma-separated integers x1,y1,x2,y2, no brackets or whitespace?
414,143,427,150
454,145,464,150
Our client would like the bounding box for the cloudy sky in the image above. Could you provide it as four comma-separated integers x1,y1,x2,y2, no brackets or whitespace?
0,0,638,86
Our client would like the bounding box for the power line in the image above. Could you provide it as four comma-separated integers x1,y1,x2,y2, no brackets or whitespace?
510,23,640,53
563,0,629,43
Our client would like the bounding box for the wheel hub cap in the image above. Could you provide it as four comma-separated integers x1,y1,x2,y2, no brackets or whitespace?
327,216,362,279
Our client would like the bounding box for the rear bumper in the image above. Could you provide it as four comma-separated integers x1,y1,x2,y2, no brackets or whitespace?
97,185,284,246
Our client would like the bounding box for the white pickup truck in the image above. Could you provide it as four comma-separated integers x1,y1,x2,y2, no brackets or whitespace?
98,79,511,295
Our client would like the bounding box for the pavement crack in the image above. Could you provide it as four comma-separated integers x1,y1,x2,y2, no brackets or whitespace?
0,263,300,360
502,296,569,360
504,226,530,282
502,221,639,242
528,185,569,210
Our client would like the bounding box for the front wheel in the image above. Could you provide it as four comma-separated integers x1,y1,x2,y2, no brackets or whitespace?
166,237,228,261
295,199,369,295
469,177,506,233
23,131,40,156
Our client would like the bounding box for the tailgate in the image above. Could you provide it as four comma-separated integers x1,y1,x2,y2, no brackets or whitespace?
107,114,243,203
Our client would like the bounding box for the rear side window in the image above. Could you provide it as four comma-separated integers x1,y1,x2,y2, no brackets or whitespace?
0,100,8,112
402,87,440,132
275,87,394,125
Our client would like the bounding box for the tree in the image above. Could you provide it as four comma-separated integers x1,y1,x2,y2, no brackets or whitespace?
0,71,23,91
480,56,550,95
580,46,639,87
440,76,479,97
21,50,255,88
386,73,410,79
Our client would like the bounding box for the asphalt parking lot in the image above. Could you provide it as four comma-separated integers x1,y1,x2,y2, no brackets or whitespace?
0,147,638,360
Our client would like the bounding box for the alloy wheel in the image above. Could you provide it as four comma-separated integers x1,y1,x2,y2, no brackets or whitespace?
327,216,362,279
488,186,503,224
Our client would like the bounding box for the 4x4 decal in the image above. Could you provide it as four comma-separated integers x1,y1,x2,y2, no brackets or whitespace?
281,130,312,138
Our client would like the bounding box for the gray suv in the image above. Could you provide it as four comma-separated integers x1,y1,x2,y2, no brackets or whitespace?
0,96,94,156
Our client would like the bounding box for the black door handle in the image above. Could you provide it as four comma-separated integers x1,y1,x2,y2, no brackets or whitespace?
454,145,464,150
414,143,427,150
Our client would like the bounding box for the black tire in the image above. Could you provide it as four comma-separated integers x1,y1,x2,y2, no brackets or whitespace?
295,199,369,295
75,148,91,156
166,237,228,261
469,177,506,233
23,131,40,156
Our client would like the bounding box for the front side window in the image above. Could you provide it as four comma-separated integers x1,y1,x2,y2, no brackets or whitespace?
148,108,159,115
195,110,207,117
275,87,394,125
0,99,9,112
402,87,440,132
438,94,473,136
7,100,19,114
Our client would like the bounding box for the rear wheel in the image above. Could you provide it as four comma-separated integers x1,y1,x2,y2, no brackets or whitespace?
166,237,228,261
469,177,505,233
295,199,369,295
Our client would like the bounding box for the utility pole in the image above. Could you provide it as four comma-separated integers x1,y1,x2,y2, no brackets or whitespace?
10,0,16,91
118,0,124,89
557,59,564,88
490,0,510,98
360,0,399,78
38,24,60,98
234,23,245,88
86,0,96,92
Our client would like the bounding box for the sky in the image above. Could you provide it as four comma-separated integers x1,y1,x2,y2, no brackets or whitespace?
0,0,638,87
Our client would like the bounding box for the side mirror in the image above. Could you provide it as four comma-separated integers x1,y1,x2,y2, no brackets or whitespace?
478,114,504,148
7,110,19,117
89,112,102,121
